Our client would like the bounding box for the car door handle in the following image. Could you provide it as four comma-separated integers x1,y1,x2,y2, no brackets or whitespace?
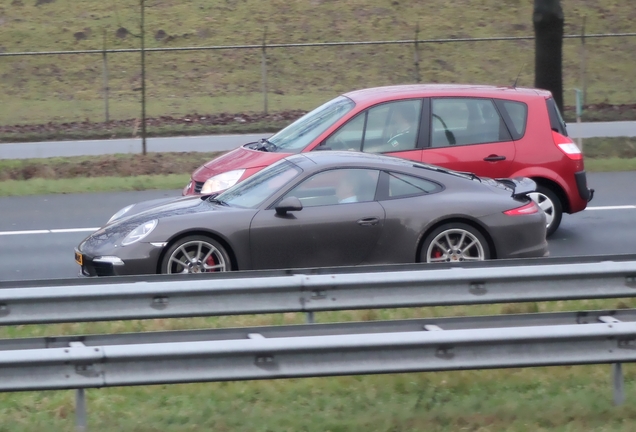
483,155,506,162
357,217,379,226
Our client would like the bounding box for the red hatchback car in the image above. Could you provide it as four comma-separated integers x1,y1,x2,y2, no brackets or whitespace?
184,84,593,235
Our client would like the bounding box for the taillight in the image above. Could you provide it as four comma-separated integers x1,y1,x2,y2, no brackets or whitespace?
552,130,582,160
504,201,539,216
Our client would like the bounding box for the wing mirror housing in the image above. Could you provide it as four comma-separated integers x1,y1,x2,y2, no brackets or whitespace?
275,196,303,215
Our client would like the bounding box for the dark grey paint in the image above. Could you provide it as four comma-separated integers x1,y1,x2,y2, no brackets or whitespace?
75,152,548,276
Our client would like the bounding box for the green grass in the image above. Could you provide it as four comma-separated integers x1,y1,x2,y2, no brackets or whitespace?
0,0,635,129
0,174,189,196
3,298,636,431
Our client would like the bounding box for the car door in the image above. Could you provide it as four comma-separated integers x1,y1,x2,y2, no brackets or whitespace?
422,97,516,178
315,99,425,163
249,168,385,270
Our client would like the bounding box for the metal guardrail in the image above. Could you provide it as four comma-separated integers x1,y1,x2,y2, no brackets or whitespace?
1,258,636,325
2,256,636,430
1,314,635,393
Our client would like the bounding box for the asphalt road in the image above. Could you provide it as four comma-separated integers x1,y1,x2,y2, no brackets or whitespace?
0,171,634,282
1,121,635,159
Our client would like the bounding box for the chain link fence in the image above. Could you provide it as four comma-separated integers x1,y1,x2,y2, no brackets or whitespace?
0,32,635,126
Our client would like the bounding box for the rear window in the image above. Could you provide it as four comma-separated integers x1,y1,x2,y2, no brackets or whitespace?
499,100,527,138
386,172,440,198
546,97,568,136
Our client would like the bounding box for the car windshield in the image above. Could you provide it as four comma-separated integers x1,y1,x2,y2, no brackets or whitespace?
216,160,302,208
267,96,355,153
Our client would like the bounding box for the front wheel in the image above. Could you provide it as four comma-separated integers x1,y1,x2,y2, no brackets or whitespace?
528,185,562,237
161,235,231,274
420,223,491,263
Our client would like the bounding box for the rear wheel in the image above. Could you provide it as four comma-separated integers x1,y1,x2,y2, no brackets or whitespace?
161,235,231,274
528,185,562,237
420,223,490,263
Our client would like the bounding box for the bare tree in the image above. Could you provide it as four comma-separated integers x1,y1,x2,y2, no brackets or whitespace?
533,0,564,111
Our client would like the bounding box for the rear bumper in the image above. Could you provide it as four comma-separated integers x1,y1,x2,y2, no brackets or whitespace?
575,170,594,202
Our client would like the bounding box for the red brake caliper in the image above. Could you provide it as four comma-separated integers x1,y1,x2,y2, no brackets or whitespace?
432,249,442,259
205,254,217,272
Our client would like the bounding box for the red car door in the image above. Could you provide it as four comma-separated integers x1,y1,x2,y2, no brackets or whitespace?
421,97,516,178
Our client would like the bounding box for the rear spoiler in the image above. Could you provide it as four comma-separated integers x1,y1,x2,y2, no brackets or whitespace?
495,177,537,198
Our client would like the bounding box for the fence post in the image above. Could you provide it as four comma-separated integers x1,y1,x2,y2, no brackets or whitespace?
261,26,268,115
102,29,110,123
575,88,583,151
580,17,586,106
413,24,420,83
140,0,147,155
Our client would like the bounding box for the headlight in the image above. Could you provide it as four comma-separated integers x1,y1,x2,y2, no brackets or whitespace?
201,169,246,194
182,180,193,195
121,220,158,246
108,204,135,224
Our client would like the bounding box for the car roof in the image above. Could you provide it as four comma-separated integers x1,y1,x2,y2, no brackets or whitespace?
288,151,431,171
342,84,553,105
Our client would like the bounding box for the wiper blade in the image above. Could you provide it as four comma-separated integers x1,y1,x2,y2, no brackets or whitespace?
254,138,277,152
207,196,229,206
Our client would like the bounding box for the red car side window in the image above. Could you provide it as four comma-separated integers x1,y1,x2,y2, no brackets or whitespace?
431,98,511,147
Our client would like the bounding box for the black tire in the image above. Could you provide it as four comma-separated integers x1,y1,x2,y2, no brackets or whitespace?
419,222,491,263
161,235,231,274
529,185,562,237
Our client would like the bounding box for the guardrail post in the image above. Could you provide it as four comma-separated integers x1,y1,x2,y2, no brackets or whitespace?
306,311,315,324
613,363,624,406
76,388,87,431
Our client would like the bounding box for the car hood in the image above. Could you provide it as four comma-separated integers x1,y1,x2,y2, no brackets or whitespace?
192,144,289,180
81,197,235,250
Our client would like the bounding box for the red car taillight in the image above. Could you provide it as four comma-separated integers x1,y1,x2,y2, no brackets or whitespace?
504,201,539,216
552,130,582,161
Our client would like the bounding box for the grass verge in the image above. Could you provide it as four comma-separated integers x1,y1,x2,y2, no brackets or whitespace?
0,138,634,197
2,298,636,431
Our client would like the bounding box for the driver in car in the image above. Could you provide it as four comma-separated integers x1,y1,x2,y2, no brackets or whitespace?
386,104,418,150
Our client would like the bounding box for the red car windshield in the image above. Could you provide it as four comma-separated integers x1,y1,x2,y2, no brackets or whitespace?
267,96,355,153
216,160,302,208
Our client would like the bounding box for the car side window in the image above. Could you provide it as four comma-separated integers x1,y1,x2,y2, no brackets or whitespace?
322,113,365,151
281,168,380,207
386,172,441,198
431,98,512,147
496,100,528,139
321,100,422,154
363,100,421,153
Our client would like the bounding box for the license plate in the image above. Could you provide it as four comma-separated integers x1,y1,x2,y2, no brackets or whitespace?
75,251,83,266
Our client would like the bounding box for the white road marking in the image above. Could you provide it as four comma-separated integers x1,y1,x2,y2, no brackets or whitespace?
0,204,633,236
0,228,99,236
585,205,636,211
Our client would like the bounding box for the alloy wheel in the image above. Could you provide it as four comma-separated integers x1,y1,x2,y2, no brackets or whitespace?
165,240,228,274
426,228,486,263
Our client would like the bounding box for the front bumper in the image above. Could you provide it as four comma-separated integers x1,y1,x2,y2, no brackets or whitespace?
75,244,164,277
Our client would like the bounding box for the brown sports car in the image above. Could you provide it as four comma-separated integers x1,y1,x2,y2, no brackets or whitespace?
75,152,548,276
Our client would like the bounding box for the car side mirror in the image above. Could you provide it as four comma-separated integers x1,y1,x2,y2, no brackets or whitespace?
275,196,303,215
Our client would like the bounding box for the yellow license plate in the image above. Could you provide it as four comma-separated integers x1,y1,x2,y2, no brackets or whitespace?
75,251,83,266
